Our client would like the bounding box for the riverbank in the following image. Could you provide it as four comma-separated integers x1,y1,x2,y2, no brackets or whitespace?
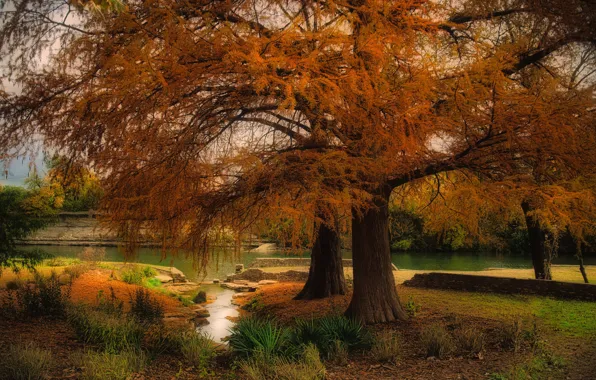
2,261,595,379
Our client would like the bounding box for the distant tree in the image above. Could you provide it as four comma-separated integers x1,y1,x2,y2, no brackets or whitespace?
0,185,57,273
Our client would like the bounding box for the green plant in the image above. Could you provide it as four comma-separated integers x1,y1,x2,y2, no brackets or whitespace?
327,340,348,365
143,277,162,289
193,290,207,304
420,323,455,359
456,327,484,356
500,318,524,353
317,315,372,352
179,332,217,369
96,287,123,316
142,266,157,278
229,316,296,358
63,263,90,281
240,343,325,380
1,342,52,380
129,287,164,324
370,330,400,364
16,272,70,318
405,296,421,317
78,349,147,380
242,294,265,312
67,305,144,353
120,268,144,285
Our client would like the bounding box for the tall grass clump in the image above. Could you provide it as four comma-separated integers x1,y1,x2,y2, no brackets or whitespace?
78,349,146,380
456,327,484,356
1,342,52,380
420,323,455,359
179,332,217,370
8,272,70,318
129,287,164,324
371,330,400,364
142,266,157,278
67,305,144,353
229,316,296,358
241,343,326,380
120,268,144,285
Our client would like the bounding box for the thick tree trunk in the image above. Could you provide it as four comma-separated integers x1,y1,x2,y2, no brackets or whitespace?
346,186,408,323
521,201,552,280
294,216,346,300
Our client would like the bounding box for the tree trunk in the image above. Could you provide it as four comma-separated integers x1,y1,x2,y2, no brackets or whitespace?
521,201,552,280
294,215,346,300
346,186,408,323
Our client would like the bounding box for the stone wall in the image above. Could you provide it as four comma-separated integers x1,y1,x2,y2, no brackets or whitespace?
404,272,596,301
249,257,353,268
226,268,309,283
248,257,398,271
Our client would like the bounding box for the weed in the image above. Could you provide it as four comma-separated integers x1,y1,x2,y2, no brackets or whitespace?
327,340,349,365
63,263,90,281
144,277,162,288
1,342,52,380
129,287,164,324
499,318,524,353
142,266,157,278
179,332,217,369
420,323,455,359
371,330,400,364
96,287,124,316
15,272,70,318
240,343,325,380
456,326,484,356
243,294,265,312
405,296,421,317
78,349,147,380
67,305,144,353
121,268,144,285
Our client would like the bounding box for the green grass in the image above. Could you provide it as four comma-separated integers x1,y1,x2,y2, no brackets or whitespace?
532,298,596,337
1,342,52,380
78,349,147,380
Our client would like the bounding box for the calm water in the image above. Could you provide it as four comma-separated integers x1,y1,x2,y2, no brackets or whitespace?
22,245,593,281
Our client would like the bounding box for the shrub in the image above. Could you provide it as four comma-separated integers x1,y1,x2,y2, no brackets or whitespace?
96,287,123,317
16,272,70,318
78,349,146,380
499,318,524,353
179,332,217,370
420,324,455,359
193,290,207,304
63,263,90,281
229,316,296,358
144,277,162,289
327,340,348,366
142,266,157,278
371,330,400,364
5,279,20,290
67,305,144,353
405,296,421,317
1,342,52,380
242,294,265,312
241,344,325,380
317,315,372,352
120,268,144,285
456,327,484,356
129,288,164,324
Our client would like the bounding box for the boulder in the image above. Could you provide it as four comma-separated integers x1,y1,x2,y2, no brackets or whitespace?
258,280,278,285
235,264,244,274
155,274,174,283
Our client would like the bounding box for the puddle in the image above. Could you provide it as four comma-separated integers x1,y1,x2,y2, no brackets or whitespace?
196,284,239,343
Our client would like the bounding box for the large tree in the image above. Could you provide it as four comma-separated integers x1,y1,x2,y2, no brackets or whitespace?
1,0,595,322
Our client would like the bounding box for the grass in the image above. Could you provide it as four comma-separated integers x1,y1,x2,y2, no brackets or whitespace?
229,316,296,358
129,287,164,324
371,330,400,364
1,342,52,380
240,344,326,380
420,323,455,359
179,332,217,370
78,349,147,380
67,305,145,353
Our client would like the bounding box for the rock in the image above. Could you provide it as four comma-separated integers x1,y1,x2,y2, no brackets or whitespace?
232,292,251,299
258,280,278,285
155,275,173,283
235,264,244,274
192,317,209,327
212,279,220,284
225,274,235,282
249,243,278,253
194,307,211,318
207,294,217,301
233,280,249,285
193,290,207,304
221,282,259,292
